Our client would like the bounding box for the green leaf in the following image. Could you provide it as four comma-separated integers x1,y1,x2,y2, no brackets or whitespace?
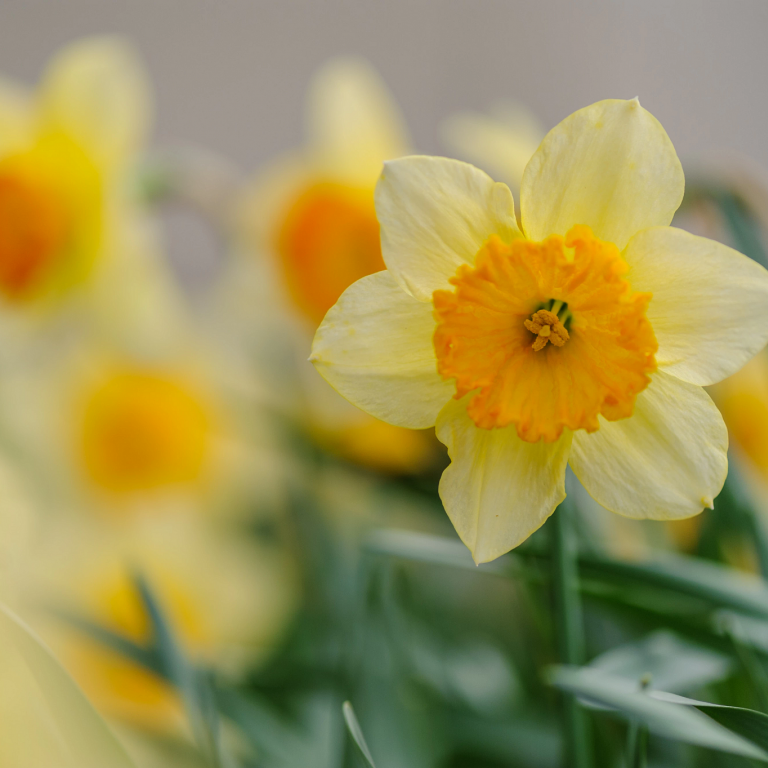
548,665,768,761
650,691,768,753
342,701,376,768
53,611,163,677
365,529,768,619
219,689,345,768
133,574,227,768
715,611,768,711
589,630,732,694
578,552,768,619
364,529,510,576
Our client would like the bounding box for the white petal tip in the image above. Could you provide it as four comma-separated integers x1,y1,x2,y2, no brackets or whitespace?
702,497,714,510
630,96,640,106
308,353,319,363
471,550,499,566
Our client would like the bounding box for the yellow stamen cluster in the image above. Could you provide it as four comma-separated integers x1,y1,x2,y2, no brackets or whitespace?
523,308,570,351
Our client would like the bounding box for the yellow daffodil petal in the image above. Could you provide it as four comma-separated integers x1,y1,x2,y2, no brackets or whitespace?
0,604,136,768
376,156,520,300
625,226,768,386
435,397,571,564
39,36,150,170
569,370,727,520
0,77,32,155
311,270,453,428
521,99,684,249
308,57,410,187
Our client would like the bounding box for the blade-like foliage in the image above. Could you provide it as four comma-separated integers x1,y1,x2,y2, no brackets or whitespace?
343,701,376,768
548,665,768,761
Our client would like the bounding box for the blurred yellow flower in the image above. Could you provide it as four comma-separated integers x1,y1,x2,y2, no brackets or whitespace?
441,101,544,195
312,99,768,563
713,351,768,476
0,36,149,307
4,347,300,730
81,370,210,494
0,602,136,767
25,513,299,731
0,334,292,528
243,57,408,328
235,58,437,474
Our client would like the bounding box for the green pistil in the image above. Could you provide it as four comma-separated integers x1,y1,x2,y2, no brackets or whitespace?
540,298,572,331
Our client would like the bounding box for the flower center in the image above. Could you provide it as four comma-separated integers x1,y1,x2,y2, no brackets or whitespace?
81,372,210,493
277,181,384,324
524,304,571,351
0,133,103,302
432,225,658,443
0,166,69,300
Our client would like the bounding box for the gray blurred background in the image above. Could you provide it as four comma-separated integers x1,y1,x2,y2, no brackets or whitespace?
1,0,765,168
1,0,765,280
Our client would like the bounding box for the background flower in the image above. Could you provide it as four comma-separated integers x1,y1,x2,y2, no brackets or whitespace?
223,57,440,475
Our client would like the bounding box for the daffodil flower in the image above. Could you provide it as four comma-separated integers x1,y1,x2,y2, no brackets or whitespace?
238,58,437,474
80,368,211,494
312,99,768,563
24,513,299,729
713,351,768,478
242,57,410,327
441,100,544,195
0,36,149,306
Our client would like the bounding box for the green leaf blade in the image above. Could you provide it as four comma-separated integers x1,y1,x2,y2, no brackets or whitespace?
342,701,376,768
548,665,768,762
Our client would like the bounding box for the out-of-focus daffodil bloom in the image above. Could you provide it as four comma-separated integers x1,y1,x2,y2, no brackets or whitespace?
0,602,136,767
236,58,438,474
441,101,544,196
0,37,189,369
312,99,768,563
79,368,210,495
0,343,290,523
3,343,300,730
244,57,408,327
712,352,768,477
711,351,768,545
0,37,148,307
25,513,299,730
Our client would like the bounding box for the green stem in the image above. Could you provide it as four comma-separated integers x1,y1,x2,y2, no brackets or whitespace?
626,720,647,768
550,501,593,768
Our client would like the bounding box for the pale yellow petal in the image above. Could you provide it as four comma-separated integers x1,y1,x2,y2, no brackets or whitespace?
435,397,571,564
39,36,151,168
521,99,684,249
308,57,410,187
376,156,520,301
441,101,543,193
625,226,768,386
311,270,453,429
0,76,33,155
569,370,727,520
0,604,136,768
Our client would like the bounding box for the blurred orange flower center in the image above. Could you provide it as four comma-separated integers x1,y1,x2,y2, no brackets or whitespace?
277,182,384,324
0,166,69,300
81,372,210,493
433,225,657,443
